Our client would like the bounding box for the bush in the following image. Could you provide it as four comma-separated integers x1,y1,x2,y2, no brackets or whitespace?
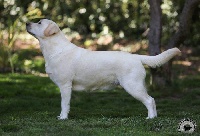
0,48,45,73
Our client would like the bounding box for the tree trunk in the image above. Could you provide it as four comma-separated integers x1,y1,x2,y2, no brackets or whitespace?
164,0,200,83
148,0,164,87
167,0,200,49
148,0,200,88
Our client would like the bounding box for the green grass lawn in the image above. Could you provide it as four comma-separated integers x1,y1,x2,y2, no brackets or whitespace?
0,73,200,135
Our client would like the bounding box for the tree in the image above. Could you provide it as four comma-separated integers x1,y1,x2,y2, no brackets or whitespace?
0,0,43,73
148,0,200,87
148,0,163,86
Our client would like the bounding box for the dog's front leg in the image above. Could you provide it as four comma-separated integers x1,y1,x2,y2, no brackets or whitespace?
57,83,72,120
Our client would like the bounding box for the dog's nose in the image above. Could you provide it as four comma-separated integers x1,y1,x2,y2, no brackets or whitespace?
26,22,30,26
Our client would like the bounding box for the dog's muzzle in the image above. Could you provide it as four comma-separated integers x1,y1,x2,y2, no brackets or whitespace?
26,22,35,36
26,22,31,30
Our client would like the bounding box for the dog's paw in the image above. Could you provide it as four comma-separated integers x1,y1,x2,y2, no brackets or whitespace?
146,116,157,119
57,115,68,120
57,116,68,120
146,117,151,119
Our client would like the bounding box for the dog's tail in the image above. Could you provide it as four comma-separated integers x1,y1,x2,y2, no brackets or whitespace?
139,48,181,68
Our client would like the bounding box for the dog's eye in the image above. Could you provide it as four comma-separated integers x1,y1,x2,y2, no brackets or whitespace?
38,21,42,24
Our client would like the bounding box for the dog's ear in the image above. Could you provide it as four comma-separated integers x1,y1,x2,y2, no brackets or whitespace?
44,23,60,37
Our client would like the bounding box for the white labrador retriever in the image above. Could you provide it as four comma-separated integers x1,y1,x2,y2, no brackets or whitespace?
26,19,181,120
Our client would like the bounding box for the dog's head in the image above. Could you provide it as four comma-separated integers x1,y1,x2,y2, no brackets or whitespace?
26,19,60,39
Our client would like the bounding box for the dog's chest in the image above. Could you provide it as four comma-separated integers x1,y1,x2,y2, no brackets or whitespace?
45,59,75,86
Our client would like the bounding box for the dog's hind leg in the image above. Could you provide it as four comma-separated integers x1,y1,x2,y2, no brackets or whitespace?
119,74,157,119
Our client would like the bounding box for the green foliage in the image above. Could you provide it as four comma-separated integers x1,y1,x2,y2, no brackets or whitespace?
14,49,45,73
0,48,45,73
0,43,9,72
1,0,199,40
0,74,200,135
0,0,44,73
0,0,199,73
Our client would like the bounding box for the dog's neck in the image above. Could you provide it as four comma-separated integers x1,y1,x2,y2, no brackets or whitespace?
38,32,76,61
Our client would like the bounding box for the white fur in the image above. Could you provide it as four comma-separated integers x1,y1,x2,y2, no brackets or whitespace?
26,19,181,120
